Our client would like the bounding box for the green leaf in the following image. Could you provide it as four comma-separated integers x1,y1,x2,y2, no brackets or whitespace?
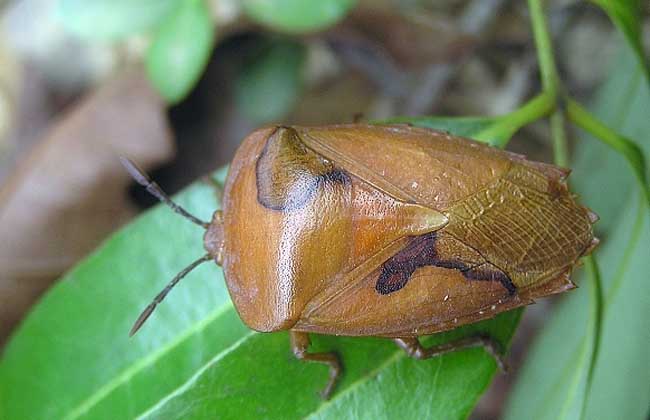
0,118,526,420
590,0,650,83
566,99,650,208
234,39,306,124
57,0,181,40
580,256,604,418
242,0,356,34
145,0,215,104
139,316,521,420
538,256,604,420
504,40,650,420
387,91,555,149
0,180,232,420
384,116,499,140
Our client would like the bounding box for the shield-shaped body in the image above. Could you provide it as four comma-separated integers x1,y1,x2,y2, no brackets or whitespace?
220,124,597,337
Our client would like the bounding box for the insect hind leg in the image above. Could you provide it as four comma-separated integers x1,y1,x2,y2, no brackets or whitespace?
393,335,507,372
290,331,342,399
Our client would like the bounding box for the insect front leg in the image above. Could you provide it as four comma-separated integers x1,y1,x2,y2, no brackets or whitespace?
289,331,342,399
393,335,507,372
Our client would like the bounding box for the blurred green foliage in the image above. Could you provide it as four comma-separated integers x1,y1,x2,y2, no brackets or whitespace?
57,0,355,104
234,39,306,124
57,0,181,40
242,0,357,34
591,0,650,82
145,0,215,104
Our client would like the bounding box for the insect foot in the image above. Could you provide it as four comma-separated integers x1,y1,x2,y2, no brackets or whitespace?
393,334,508,372
290,331,342,399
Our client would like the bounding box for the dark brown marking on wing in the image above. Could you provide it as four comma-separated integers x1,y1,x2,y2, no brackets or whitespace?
375,232,516,295
256,126,350,211
462,263,517,295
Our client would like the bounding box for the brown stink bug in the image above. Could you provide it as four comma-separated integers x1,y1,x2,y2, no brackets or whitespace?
123,124,598,398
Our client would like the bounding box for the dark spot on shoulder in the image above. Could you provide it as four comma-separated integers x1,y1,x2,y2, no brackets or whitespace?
256,127,349,211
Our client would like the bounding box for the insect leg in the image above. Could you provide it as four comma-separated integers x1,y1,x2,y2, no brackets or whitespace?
393,335,507,372
289,331,342,399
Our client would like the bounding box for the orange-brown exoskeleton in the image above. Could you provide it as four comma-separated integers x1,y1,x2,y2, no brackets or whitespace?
123,124,598,399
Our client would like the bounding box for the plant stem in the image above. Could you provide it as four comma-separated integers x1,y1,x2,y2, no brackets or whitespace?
475,92,555,147
581,255,603,420
550,111,569,167
478,0,568,154
566,98,650,207
527,0,560,99
528,0,569,167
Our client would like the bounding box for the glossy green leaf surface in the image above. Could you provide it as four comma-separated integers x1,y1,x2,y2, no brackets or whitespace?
57,0,181,40
567,98,650,208
388,92,555,148
0,118,527,420
384,116,498,140
146,0,215,104
234,39,306,124
590,0,649,82
0,180,232,420
504,41,650,420
242,0,356,33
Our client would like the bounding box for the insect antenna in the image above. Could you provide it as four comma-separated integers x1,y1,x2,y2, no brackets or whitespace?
130,254,212,336
120,157,210,228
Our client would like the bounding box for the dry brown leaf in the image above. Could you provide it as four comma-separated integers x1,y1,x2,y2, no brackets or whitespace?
0,68,174,343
